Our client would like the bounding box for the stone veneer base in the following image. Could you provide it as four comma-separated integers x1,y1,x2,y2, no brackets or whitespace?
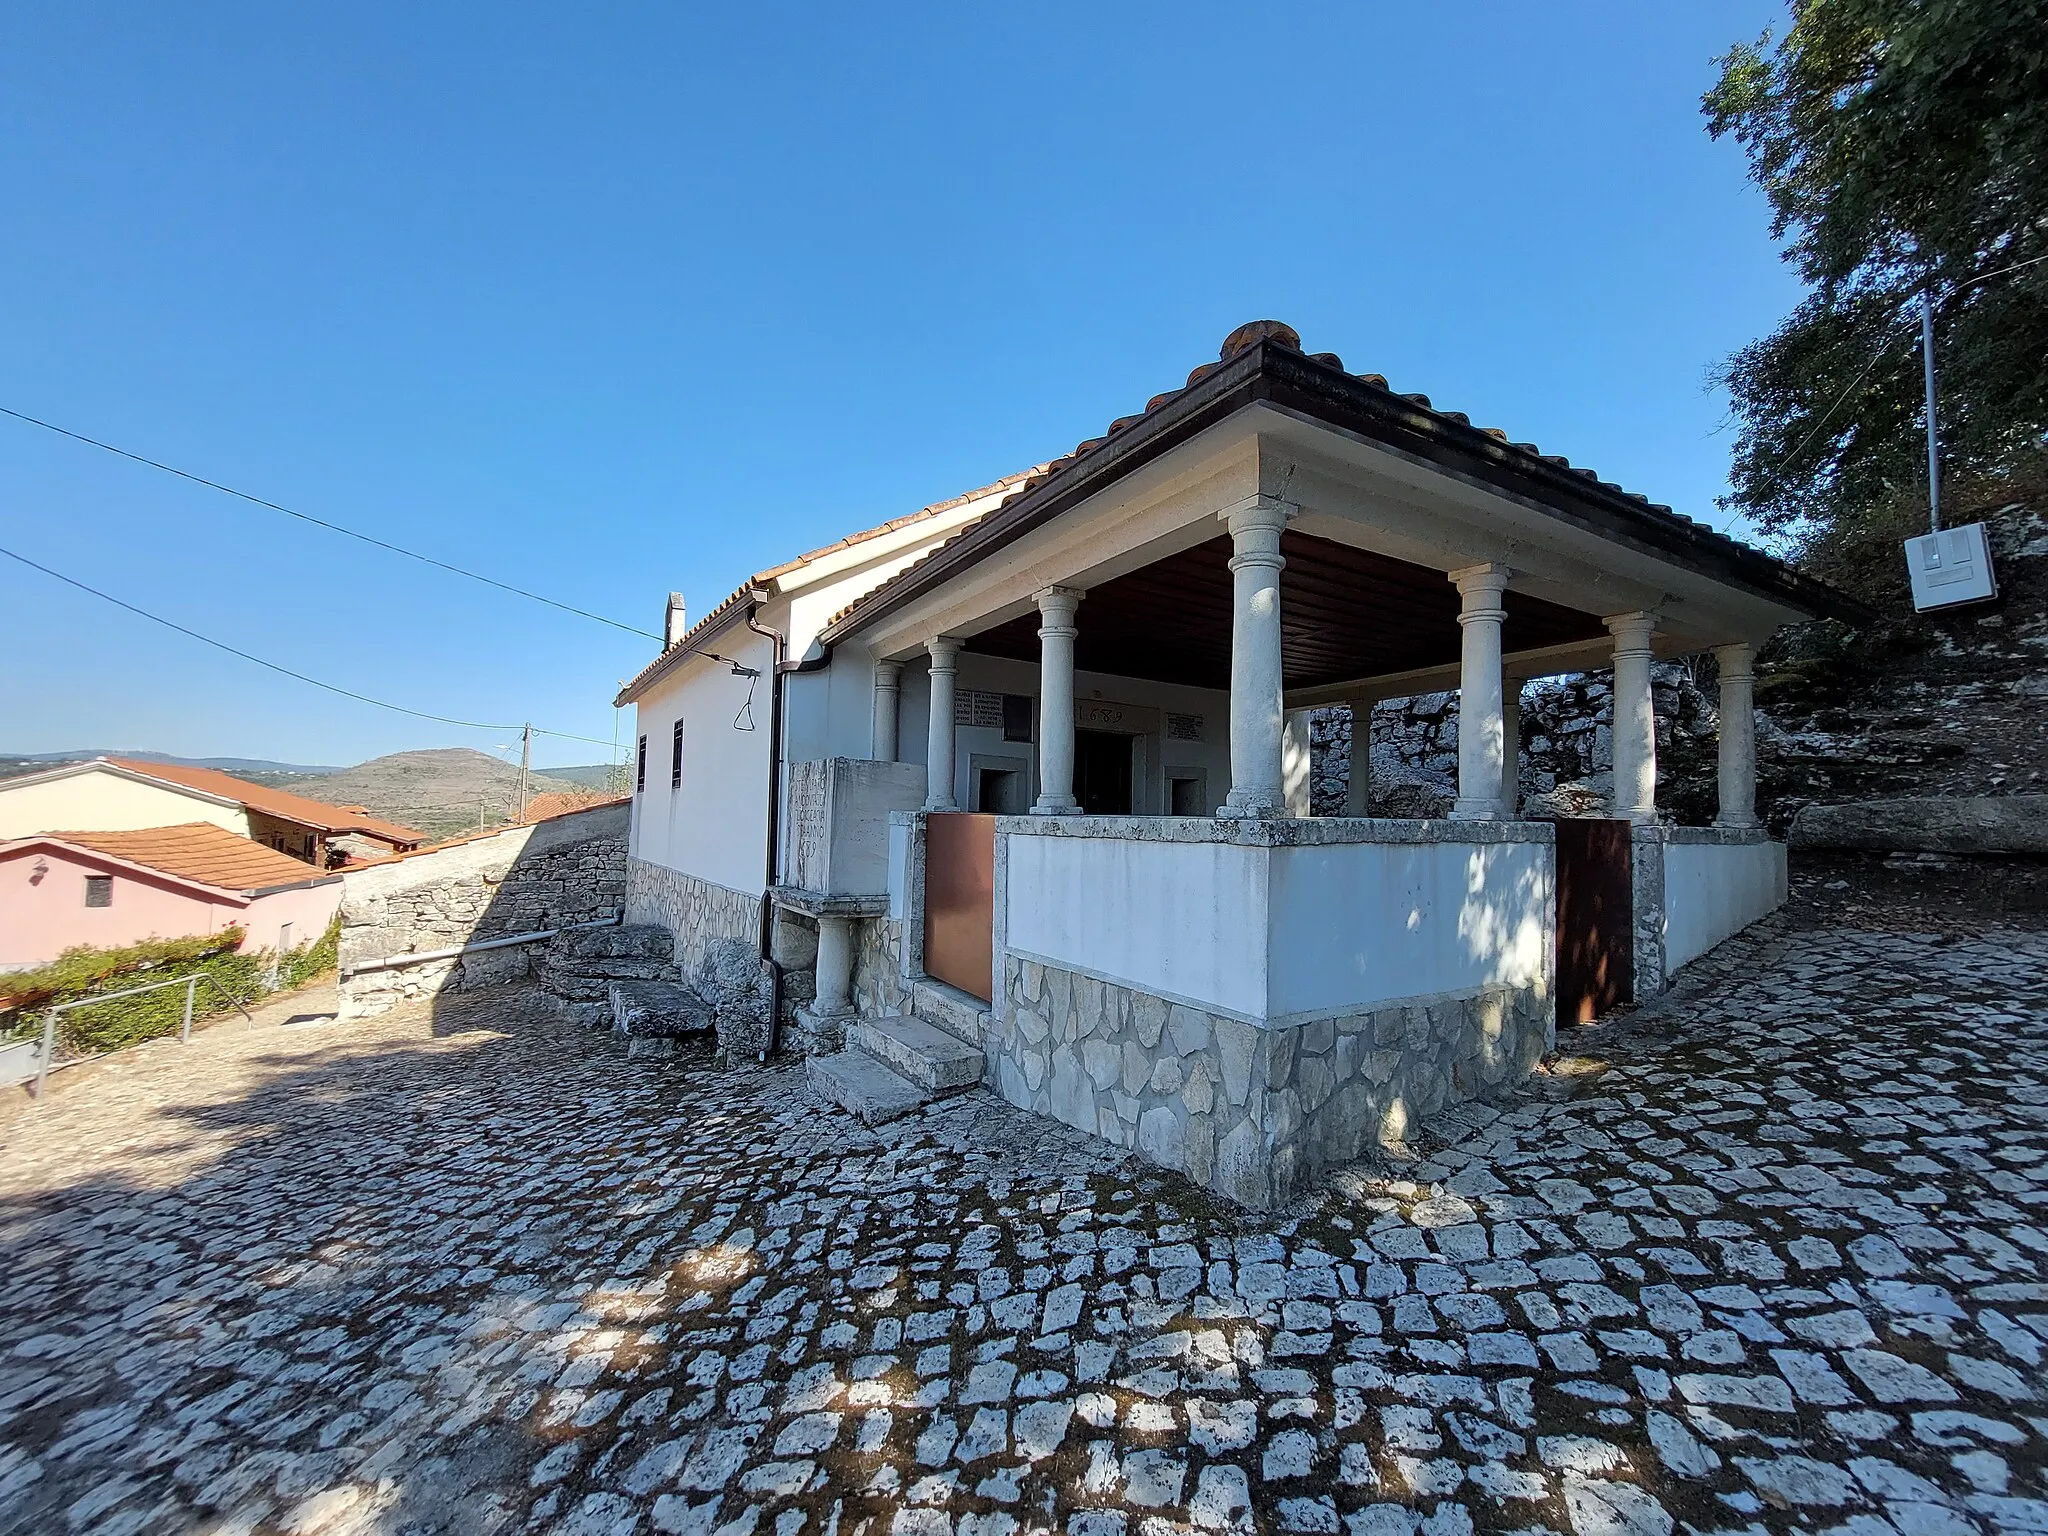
624,858,760,976
988,955,1552,1208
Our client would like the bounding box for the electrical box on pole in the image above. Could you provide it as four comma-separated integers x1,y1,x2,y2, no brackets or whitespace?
1902,289,1997,612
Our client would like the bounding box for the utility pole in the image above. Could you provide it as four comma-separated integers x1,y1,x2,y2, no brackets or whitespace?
517,723,532,823
1921,290,1943,532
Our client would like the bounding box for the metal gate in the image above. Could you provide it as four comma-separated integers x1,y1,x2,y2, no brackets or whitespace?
924,813,996,1003
1554,818,1633,1028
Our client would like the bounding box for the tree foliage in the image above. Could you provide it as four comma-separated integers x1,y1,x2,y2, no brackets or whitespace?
1705,0,2048,549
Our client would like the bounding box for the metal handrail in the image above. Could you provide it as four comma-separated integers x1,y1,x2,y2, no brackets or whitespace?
31,971,254,1100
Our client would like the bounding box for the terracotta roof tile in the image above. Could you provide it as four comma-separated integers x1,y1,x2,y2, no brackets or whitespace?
518,791,629,824
104,758,422,846
29,823,338,894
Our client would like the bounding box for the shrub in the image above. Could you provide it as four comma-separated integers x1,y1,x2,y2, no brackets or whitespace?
1,929,263,1056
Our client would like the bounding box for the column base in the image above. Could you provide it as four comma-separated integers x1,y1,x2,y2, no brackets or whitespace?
1614,808,1659,825
923,801,957,814
1216,795,1286,819
1448,801,1502,821
1714,814,1762,832
1031,799,1082,816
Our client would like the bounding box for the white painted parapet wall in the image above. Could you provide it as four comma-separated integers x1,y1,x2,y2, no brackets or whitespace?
985,816,1557,1207
1656,827,1787,976
1001,818,1553,1025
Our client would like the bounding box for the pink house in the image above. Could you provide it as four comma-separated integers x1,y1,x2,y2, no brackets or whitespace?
0,823,342,970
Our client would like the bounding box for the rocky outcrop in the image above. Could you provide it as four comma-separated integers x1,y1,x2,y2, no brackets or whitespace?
1790,796,2048,856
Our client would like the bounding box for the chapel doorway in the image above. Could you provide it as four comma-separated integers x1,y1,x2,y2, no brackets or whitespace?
1074,729,1134,815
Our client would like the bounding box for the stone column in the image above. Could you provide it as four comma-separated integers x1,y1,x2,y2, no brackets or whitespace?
1498,685,1522,818
924,637,961,811
1715,642,1760,828
1450,564,1511,820
1032,586,1083,814
1606,612,1659,823
814,914,855,1016
872,660,903,763
1220,496,1295,817
1343,700,1373,816
1282,710,1314,817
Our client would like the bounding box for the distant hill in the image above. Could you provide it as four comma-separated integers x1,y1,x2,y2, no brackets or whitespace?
304,749,586,841
541,762,631,791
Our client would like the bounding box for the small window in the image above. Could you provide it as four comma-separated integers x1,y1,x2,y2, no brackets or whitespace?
84,875,112,908
1002,693,1033,743
636,734,648,792
671,718,685,789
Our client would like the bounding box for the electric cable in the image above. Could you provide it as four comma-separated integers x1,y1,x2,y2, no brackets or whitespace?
0,543,617,748
0,406,661,641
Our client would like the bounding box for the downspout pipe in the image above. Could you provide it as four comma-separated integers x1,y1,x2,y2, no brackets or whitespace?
744,603,787,1061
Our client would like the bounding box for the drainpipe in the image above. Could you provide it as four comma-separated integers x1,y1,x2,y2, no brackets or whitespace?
744,602,789,1062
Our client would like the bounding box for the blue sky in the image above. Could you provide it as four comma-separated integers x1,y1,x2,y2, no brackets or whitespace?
1,2,1794,770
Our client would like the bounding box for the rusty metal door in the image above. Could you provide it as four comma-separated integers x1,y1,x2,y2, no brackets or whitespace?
1554,818,1633,1027
924,813,995,1003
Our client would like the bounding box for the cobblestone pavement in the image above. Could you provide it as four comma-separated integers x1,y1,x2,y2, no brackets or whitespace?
1,922,2045,1536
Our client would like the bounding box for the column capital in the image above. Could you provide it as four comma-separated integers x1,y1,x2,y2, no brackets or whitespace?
1219,494,1298,536
926,635,963,668
1033,585,1084,628
1712,640,1756,679
1449,562,1512,599
875,658,904,684
1603,610,1658,651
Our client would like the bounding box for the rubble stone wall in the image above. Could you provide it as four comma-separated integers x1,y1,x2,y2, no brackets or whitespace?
854,915,907,1017
338,803,628,1019
988,955,1550,1209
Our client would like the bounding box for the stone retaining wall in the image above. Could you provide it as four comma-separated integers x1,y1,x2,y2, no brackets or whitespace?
853,915,907,1017
624,857,759,975
987,955,1550,1208
338,803,627,1019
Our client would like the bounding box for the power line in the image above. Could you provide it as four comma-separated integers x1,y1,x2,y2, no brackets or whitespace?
0,406,661,641
0,543,617,748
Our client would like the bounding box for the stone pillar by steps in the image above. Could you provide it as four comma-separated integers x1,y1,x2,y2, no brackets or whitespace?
1606,611,1659,823
1715,641,1760,829
872,660,902,763
1450,564,1511,820
1219,496,1295,817
924,637,961,811
814,914,855,1016
1032,587,1083,815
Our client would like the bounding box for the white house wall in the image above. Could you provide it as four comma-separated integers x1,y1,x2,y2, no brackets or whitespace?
630,627,775,899
0,767,254,842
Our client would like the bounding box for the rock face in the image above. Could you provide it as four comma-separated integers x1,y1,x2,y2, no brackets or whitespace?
695,935,773,1063
1790,795,2048,855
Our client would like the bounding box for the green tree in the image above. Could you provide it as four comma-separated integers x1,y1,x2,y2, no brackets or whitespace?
1705,0,2048,549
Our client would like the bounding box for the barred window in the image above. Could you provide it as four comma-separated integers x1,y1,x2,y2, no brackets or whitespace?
636,734,648,793
84,875,112,908
671,719,685,789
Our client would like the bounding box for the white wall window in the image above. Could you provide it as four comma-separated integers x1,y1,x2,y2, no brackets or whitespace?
84,875,112,908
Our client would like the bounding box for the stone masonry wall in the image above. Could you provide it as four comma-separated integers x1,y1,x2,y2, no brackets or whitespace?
989,955,1551,1208
854,915,907,1018
624,857,760,977
338,802,628,1020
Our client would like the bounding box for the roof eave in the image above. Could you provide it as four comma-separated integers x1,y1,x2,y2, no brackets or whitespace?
614,586,771,707
821,340,1873,644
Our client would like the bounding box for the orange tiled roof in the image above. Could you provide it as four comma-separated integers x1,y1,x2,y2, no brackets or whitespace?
819,320,1867,641
519,791,629,824
33,823,338,894
104,758,422,846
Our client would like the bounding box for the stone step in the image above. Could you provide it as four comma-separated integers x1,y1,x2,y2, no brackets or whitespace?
849,1015,984,1094
910,977,992,1046
550,923,673,962
611,980,714,1038
538,954,679,983
807,1049,930,1126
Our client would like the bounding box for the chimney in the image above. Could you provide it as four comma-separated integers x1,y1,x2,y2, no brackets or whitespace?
665,593,687,649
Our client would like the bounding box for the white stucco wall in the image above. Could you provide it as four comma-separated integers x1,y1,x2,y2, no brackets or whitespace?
1663,838,1787,972
1003,828,1555,1025
0,766,253,841
1003,833,1271,1020
629,628,775,899
1266,840,1553,1021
